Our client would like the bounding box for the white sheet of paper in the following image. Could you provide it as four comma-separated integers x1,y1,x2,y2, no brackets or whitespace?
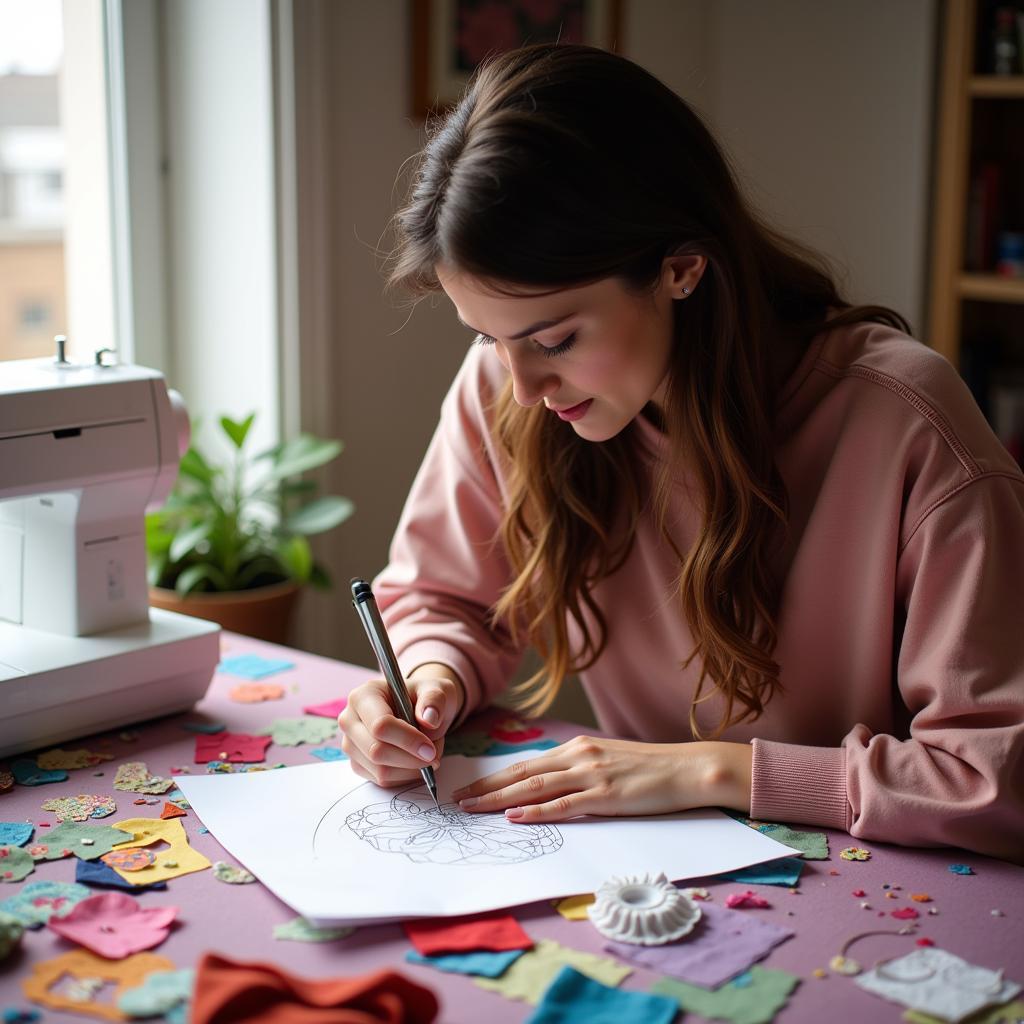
176,754,801,926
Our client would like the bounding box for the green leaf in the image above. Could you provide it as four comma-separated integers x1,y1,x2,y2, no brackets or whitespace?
220,413,256,450
309,563,331,590
175,563,224,596
268,436,343,480
275,535,313,582
284,496,354,535
178,447,216,486
169,521,212,564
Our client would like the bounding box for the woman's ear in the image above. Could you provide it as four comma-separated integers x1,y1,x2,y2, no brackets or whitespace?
663,253,707,299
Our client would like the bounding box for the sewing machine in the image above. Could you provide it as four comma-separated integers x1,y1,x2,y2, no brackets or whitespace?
0,340,220,758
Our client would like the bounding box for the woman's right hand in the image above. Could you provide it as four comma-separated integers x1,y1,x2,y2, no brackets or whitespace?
338,663,465,787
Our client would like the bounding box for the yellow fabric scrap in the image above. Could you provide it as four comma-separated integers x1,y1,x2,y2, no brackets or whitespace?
552,894,595,920
37,748,113,770
107,818,210,884
903,999,1024,1024
475,938,631,1004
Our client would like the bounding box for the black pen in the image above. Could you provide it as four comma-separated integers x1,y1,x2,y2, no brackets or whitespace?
350,577,441,810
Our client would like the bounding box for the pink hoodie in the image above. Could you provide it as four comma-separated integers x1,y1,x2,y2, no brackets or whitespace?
375,321,1024,862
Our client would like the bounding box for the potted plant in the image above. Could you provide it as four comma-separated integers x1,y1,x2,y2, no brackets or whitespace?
145,413,353,643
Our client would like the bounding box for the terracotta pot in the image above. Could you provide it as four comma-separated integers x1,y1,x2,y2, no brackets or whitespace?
149,579,303,644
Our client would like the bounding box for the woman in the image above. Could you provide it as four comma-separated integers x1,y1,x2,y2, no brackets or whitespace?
338,43,1024,861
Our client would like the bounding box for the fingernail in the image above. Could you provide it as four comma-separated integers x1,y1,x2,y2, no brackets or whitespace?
417,743,435,760
422,707,440,727
505,807,525,819
459,797,479,809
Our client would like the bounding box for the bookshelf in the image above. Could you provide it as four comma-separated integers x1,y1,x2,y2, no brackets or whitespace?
929,0,1024,463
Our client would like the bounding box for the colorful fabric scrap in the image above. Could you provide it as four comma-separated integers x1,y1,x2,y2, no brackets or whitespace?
948,863,974,875
0,880,92,926
28,821,132,862
36,748,113,771
272,916,354,943
0,846,33,883
310,746,347,761
486,740,561,756
652,965,800,1024
113,762,175,795
229,682,285,703
717,857,804,887
488,719,546,744
840,847,872,861
0,824,32,847
75,858,167,892
403,911,534,955
189,953,437,1024
48,892,177,958
725,890,772,909
212,861,255,885
11,760,67,786
255,717,337,747
105,818,211,884
302,697,348,719
117,968,194,1022
406,949,525,978
552,894,595,920
194,732,272,764
218,654,295,679
40,794,116,822
525,965,678,1024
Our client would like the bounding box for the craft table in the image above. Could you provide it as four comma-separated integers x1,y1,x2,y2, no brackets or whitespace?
1,632,1022,1023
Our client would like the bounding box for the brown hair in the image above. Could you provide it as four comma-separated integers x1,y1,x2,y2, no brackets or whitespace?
386,44,908,737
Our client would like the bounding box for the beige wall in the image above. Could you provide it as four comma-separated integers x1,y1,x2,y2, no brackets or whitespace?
290,1,937,727
0,241,65,361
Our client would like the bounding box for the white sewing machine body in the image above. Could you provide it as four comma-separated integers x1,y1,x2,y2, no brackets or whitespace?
0,348,219,758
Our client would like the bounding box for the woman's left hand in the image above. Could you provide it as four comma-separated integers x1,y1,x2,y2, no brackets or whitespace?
451,735,753,823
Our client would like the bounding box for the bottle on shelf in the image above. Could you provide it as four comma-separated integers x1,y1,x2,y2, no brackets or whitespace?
992,6,1021,75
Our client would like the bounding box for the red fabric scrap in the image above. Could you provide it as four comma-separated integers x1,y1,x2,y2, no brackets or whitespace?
402,912,534,956
194,732,272,764
160,802,187,820
190,953,438,1024
891,907,920,920
724,890,772,909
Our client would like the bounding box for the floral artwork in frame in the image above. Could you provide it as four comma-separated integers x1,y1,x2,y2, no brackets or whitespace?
411,0,624,118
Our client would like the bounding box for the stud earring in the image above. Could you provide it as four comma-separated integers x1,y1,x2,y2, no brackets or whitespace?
682,287,691,296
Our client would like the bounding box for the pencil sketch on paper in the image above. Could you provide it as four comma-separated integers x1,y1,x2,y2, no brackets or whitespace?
339,783,563,866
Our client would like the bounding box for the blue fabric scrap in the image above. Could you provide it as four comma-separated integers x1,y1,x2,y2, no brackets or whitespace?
0,823,33,847
525,966,678,1024
485,739,561,756
310,747,348,762
405,948,525,978
218,654,295,679
716,856,804,887
76,857,168,891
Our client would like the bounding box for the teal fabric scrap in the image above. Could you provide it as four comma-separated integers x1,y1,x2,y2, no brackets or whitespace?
0,824,32,847
486,739,561,756
0,880,91,927
11,760,67,786
310,746,347,762
117,968,194,1019
406,949,526,978
180,720,227,734
526,966,678,1024
218,654,295,679
948,863,974,875
760,826,828,860
717,856,804,887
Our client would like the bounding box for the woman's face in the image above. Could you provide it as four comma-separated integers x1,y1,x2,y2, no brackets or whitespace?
436,258,702,442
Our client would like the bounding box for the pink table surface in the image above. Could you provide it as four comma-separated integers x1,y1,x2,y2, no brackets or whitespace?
1,632,1021,1024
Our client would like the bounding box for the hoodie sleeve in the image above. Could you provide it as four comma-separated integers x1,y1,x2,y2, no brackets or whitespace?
372,347,522,719
751,472,1024,863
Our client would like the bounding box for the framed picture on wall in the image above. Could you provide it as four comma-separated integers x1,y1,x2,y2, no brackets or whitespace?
411,0,624,119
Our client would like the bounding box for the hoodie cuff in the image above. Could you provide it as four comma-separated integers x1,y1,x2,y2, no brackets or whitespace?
750,738,850,830
396,640,481,729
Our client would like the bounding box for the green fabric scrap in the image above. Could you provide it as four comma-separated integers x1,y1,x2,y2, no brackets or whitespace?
272,916,354,942
0,845,34,882
475,938,631,1005
257,717,337,746
652,965,799,1024
29,821,133,861
764,825,829,860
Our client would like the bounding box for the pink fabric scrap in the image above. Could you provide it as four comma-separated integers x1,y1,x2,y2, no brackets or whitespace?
725,890,772,909
891,907,920,920
301,698,348,720
47,891,177,958
194,732,272,764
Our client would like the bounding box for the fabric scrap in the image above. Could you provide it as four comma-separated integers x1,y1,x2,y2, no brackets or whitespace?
114,762,175,795
48,892,177,959
652,965,800,1024
406,949,524,979
302,697,348,719
717,857,804,887
255,717,337,747
855,947,1020,1021
181,720,228,734
229,682,285,703
756,825,828,860
190,952,438,1023
486,739,561,756
160,802,187,820
0,909,23,960
36,748,113,771
525,965,677,1024
488,718,545,744
552,894,595,920
75,858,167,892
213,861,255,884
891,907,920,920
404,911,534,955
205,761,285,774
605,900,794,989
726,891,772,909
41,794,116,822
903,1000,1024,1024
272,916,354,943
194,732,272,764
106,817,211,884
840,847,871,861
0,823,32,847
0,846,33,882
28,821,133,861
475,939,630,1005
0,880,92,926
118,968,194,1021
102,847,157,872
11,760,67,786
948,863,974,875
21,949,174,1021
218,654,295,679
310,746,348,762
